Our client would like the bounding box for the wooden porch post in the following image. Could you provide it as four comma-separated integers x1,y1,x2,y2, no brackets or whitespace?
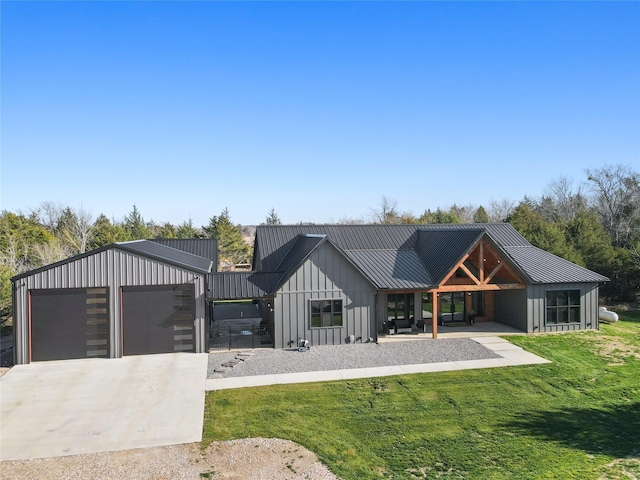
431,290,438,339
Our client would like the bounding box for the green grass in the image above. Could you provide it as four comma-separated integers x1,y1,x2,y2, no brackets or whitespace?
203,311,640,479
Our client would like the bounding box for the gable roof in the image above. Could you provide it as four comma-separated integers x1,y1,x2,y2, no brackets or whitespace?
415,229,485,285
116,240,213,274
151,238,218,266
254,224,609,288
12,240,213,281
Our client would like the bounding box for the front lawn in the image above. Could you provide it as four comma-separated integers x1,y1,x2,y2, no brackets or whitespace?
203,311,640,479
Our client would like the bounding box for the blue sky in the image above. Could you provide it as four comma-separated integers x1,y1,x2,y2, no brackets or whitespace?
2,1,639,227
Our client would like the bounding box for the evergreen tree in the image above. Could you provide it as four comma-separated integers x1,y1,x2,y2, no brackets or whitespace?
418,208,461,224
473,206,490,223
508,204,581,263
0,211,54,269
89,214,130,249
263,208,282,226
203,208,250,270
565,209,615,274
123,205,151,240
154,222,177,239
176,219,200,238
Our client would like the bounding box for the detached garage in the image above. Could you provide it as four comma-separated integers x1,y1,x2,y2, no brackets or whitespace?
11,240,214,364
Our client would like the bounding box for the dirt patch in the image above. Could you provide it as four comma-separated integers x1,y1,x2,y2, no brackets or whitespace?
588,333,640,366
599,452,640,480
0,438,339,480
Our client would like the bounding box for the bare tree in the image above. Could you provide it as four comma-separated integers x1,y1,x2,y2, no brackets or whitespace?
371,196,400,224
335,216,367,225
449,204,476,224
32,240,70,266
488,198,516,222
542,176,586,222
33,201,64,230
0,234,29,274
586,164,640,247
57,207,95,254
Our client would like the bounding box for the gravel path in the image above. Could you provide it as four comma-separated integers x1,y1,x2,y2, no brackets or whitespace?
208,338,501,378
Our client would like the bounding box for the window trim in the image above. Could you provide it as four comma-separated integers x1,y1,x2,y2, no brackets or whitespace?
545,289,581,325
310,299,343,329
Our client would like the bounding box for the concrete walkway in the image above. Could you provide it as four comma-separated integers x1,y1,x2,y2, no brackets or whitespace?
205,337,550,391
0,353,209,461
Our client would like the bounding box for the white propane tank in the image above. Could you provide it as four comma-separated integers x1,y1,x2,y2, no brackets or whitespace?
599,306,619,324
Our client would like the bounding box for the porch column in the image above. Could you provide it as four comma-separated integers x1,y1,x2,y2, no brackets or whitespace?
431,290,438,339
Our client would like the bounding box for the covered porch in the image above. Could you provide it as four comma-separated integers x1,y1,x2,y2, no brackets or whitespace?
379,235,528,339
378,320,525,342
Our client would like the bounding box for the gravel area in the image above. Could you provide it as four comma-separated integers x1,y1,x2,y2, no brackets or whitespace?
208,338,501,378
0,438,339,480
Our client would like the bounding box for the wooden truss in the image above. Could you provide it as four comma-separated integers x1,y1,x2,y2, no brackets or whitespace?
428,236,525,338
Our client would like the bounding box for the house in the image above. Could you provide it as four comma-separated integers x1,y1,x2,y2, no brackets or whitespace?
11,239,217,364
12,223,609,364
212,224,609,349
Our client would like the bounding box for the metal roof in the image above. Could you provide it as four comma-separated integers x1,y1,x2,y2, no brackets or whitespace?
345,250,433,289
254,223,531,271
275,235,327,275
12,240,214,281
209,272,282,300
254,224,421,271
116,240,213,274
416,229,485,285
151,238,218,265
254,223,608,290
504,246,610,284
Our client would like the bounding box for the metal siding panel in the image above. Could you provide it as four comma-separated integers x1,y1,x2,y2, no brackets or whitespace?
276,242,376,346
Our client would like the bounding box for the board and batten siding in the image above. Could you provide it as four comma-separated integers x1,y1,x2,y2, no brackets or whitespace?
526,282,600,333
494,289,528,331
12,248,207,364
273,242,377,348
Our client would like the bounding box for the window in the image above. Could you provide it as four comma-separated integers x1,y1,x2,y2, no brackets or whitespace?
387,293,414,321
311,299,343,328
421,293,433,320
546,290,580,324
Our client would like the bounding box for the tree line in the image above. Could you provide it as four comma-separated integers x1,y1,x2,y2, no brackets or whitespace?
1,164,638,323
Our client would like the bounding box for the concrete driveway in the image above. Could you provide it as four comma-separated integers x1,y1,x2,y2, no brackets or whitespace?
0,353,208,461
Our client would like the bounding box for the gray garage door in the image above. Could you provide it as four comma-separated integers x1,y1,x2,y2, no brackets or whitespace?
121,284,196,356
31,288,110,362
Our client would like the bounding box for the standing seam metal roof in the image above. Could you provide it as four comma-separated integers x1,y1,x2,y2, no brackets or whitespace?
151,238,218,265
254,224,608,290
116,240,213,274
209,272,282,300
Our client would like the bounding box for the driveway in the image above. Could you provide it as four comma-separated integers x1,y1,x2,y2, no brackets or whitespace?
0,353,208,461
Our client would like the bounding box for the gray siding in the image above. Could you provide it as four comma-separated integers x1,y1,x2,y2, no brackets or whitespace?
526,282,600,333
273,242,376,348
494,289,528,331
13,248,207,364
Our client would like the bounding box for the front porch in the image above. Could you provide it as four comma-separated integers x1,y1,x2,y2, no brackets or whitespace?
378,321,525,342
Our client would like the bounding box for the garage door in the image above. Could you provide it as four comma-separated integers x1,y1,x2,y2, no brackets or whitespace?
30,288,110,362
121,284,196,356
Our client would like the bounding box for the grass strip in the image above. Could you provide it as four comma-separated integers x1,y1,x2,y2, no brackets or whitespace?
203,311,640,479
